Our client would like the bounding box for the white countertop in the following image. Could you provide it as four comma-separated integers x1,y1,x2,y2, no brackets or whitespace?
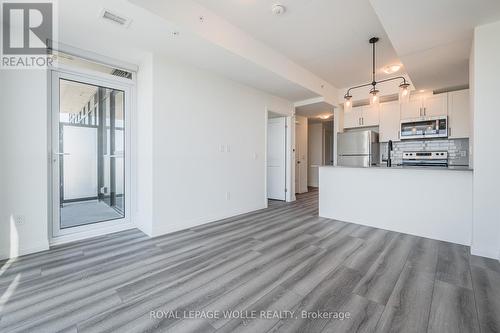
320,165,473,172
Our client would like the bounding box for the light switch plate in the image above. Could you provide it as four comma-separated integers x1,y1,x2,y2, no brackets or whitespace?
14,215,25,225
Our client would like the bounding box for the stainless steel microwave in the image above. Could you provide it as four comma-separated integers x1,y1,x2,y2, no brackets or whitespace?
400,116,448,140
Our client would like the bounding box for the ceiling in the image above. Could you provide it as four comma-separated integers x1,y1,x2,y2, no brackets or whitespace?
370,0,500,90
295,101,333,119
57,0,319,102
57,0,500,104
60,80,97,115
194,0,403,89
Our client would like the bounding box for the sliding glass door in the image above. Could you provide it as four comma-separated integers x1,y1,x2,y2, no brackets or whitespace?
51,71,130,237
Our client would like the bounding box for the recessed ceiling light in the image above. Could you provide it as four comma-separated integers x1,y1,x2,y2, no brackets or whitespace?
271,4,286,16
382,64,402,74
419,89,426,93
319,114,332,120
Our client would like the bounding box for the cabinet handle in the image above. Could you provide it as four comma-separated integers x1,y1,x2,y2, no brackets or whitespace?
424,107,426,116
449,127,451,137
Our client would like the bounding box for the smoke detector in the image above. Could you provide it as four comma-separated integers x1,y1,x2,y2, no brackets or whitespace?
100,9,132,28
271,4,286,16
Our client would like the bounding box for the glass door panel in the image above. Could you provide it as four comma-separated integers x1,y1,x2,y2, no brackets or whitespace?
58,79,125,229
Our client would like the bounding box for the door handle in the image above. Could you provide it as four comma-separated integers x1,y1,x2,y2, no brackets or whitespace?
55,152,71,156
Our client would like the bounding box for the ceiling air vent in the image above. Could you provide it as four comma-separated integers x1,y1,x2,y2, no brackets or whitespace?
100,9,132,27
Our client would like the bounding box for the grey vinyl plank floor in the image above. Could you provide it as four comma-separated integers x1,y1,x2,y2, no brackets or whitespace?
0,189,499,332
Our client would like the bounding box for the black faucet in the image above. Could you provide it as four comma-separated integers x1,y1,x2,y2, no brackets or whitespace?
387,140,393,167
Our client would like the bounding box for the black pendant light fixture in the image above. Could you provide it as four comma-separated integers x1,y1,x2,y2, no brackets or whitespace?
344,37,410,112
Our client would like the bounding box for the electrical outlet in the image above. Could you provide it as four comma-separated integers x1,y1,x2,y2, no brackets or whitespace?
14,215,25,225
226,192,231,200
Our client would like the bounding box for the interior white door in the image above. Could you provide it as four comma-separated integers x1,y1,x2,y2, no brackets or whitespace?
267,117,287,201
295,116,308,194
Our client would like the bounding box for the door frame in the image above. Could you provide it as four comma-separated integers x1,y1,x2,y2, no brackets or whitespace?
266,116,287,201
49,68,134,243
265,109,295,205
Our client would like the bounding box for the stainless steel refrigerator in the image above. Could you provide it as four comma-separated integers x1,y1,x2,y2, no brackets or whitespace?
337,130,379,167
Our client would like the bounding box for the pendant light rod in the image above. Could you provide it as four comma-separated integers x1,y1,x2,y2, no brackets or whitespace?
343,36,409,100
370,37,378,86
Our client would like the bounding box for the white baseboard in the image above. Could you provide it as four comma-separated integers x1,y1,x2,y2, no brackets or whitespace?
50,222,136,246
471,247,500,261
151,203,266,238
0,241,50,261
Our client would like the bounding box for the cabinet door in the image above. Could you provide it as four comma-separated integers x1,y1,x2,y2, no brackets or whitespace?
362,104,380,127
448,89,470,138
401,96,422,119
379,101,401,142
343,106,362,129
423,93,448,117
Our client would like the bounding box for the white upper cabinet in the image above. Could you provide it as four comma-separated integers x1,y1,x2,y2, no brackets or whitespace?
401,95,423,119
379,101,401,142
343,105,379,129
424,93,448,117
401,93,448,119
362,104,380,127
448,89,470,139
344,106,363,129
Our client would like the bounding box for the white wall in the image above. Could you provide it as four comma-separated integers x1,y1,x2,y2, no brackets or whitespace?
308,123,323,187
146,55,294,237
0,70,50,259
0,49,294,257
133,54,154,237
471,21,500,260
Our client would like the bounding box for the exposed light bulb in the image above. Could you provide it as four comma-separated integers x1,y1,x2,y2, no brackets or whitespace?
369,89,380,108
344,95,352,113
399,83,410,105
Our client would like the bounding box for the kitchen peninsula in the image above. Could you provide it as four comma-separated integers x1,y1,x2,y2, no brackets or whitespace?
319,165,473,245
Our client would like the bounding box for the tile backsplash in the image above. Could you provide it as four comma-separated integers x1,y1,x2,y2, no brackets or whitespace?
380,139,469,166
